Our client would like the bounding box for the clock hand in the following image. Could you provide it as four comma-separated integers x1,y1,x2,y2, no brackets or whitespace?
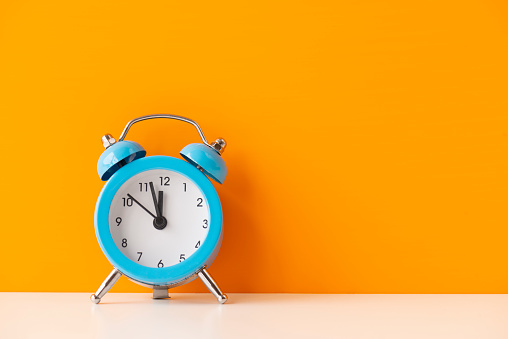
127,194,157,219
149,182,162,218
150,182,167,230
158,190,163,216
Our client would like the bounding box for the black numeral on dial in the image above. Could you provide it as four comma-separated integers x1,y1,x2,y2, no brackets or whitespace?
139,182,148,192
179,254,186,262
159,177,170,186
122,238,127,247
195,241,201,248
197,198,203,207
122,197,133,207
116,217,122,226
158,260,164,268
137,252,142,261
203,219,208,228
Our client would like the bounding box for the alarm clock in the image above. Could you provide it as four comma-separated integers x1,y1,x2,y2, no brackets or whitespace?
90,114,228,304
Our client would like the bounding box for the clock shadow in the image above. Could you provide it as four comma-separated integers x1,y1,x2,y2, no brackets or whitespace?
204,154,267,293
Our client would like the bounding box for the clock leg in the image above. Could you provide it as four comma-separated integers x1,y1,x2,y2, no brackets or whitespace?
197,268,228,304
152,286,170,299
90,268,122,304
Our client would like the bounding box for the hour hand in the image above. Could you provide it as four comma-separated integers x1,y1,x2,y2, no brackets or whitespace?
158,190,163,216
127,194,157,219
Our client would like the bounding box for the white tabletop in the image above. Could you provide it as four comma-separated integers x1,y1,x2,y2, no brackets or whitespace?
0,293,506,338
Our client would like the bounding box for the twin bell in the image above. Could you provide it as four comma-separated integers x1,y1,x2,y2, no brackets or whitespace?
96,134,227,184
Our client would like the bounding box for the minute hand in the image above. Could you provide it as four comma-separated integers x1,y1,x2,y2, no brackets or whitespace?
149,182,162,217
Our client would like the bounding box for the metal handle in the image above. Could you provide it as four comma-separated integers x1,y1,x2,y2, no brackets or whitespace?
118,114,210,146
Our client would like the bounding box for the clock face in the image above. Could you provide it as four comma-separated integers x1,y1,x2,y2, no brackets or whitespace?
108,169,210,269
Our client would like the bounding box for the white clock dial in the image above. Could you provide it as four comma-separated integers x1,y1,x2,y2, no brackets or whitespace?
108,169,210,268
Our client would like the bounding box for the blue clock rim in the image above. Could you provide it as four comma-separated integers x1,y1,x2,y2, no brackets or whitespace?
94,155,223,285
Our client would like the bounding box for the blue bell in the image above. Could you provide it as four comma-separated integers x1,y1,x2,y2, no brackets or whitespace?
180,140,227,184
97,135,146,181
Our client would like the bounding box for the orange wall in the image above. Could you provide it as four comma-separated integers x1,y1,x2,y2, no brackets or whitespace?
1,0,508,293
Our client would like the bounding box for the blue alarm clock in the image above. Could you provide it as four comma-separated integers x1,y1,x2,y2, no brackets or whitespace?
91,114,228,304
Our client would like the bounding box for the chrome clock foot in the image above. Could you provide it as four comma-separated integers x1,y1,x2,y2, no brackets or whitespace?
198,268,228,304
90,294,101,304
153,286,170,299
90,268,122,304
